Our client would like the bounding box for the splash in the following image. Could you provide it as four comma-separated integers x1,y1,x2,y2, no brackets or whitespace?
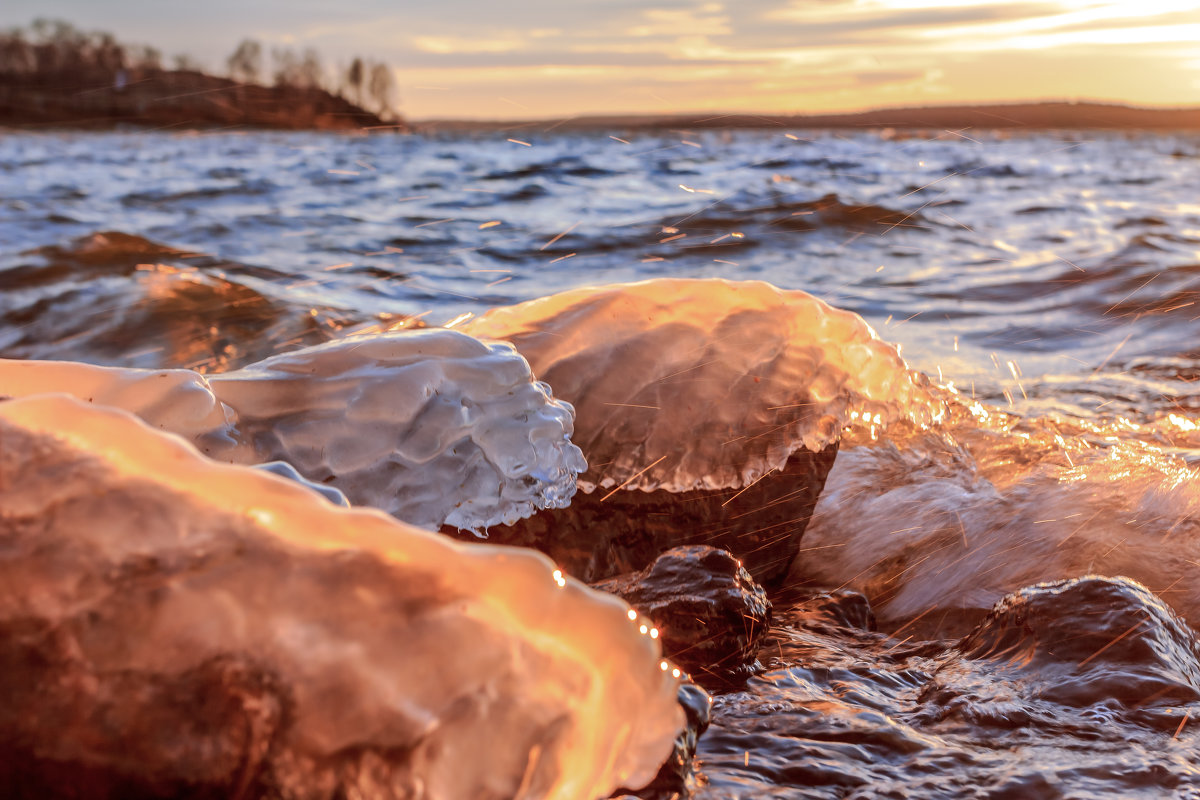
795,387,1200,634
465,278,944,494
0,395,680,799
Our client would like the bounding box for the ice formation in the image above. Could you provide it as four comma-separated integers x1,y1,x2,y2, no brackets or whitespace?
205,330,585,531
254,460,351,506
465,278,942,493
0,355,235,448
0,395,681,799
0,328,586,531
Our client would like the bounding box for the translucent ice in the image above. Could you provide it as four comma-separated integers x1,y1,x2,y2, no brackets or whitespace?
465,278,942,493
0,355,235,448
206,329,585,531
0,395,681,799
0,328,587,531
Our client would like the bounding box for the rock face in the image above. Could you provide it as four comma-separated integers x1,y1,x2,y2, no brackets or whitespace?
0,395,681,800
489,446,838,586
595,546,772,688
465,278,938,585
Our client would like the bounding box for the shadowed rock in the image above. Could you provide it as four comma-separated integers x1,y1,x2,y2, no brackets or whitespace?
595,546,772,688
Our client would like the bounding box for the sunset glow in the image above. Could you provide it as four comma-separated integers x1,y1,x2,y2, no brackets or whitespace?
6,0,1200,119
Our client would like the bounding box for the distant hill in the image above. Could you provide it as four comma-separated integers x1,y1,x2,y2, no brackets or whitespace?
416,102,1200,134
0,20,402,131
0,69,396,131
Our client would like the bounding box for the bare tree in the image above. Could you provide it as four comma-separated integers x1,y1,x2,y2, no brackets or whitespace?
298,47,322,88
226,38,262,84
367,61,396,117
272,47,297,86
345,57,363,104
173,53,202,72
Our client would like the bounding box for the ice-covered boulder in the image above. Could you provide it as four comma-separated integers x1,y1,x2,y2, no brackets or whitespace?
0,327,587,532
463,279,940,584
0,395,681,800
0,355,236,450
207,329,586,532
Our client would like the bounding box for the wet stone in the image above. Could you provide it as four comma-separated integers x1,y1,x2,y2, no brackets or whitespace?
942,575,1200,709
475,445,838,587
594,545,772,688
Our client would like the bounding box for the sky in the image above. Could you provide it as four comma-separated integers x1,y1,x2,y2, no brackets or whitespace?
5,0,1200,120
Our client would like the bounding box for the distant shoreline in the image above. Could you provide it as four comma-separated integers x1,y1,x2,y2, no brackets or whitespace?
5,97,1199,135
413,102,1200,134
0,69,397,132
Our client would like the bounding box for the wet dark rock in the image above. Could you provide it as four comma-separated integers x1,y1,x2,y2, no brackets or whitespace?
790,588,877,633
593,545,771,688
475,445,838,587
915,576,1200,731
946,575,1200,708
613,681,712,800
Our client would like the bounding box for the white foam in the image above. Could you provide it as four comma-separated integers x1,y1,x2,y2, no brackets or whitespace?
0,395,680,799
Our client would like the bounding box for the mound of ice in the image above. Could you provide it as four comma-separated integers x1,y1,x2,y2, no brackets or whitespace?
207,329,586,531
0,356,236,449
0,395,680,799
465,278,941,492
0,328,587,531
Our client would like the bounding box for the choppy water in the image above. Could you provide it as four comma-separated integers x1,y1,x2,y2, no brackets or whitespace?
3,127,1200,797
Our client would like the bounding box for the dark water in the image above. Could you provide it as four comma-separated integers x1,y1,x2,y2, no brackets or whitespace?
3,128,1200,796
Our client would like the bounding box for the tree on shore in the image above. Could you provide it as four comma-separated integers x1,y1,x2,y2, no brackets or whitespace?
271,46,324,89
367,61,397,119
0,19,404,125
0,19,166,79
345,57,363,105
227,38,262,84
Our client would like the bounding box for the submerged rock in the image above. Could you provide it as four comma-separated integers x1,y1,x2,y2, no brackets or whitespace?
594,546,771,688
465,279,939,584
0,231,368,371
939,575,1200,710
0,394,680,799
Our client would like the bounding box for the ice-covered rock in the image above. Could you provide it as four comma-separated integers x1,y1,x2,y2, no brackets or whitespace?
206,329,586,531
464,279,938,584
0,327,587,532
465,278,938,494
253,460,351,506
0,395,681,800
0,355,236,449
